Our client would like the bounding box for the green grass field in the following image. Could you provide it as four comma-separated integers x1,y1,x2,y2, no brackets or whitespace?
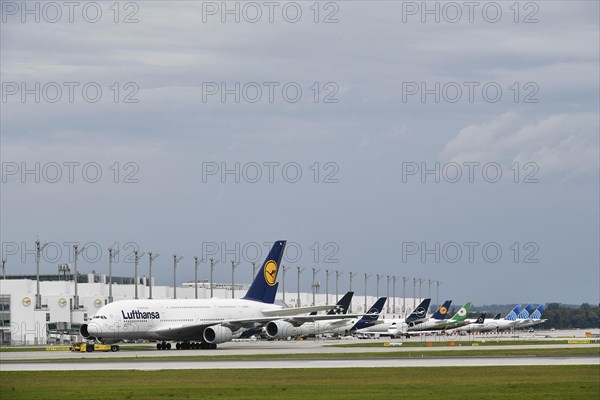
1,366,598,400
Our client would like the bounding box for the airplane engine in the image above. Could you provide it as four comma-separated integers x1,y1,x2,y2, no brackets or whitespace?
80,324,92,338
79,323,119,344
265,321,295,339
203,325,233,344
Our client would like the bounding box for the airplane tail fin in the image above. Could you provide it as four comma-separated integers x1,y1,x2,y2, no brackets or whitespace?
505,305,521,321
493,312,502,320
351,297,387,331
242,240,286,303
529,304,545,319
405,298,431,324
450,302,471,321
517,303,533,319
475,313,486,324
327,291,354,315
431,300,452,320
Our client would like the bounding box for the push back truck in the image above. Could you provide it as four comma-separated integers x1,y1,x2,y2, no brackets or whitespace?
70,342,120,352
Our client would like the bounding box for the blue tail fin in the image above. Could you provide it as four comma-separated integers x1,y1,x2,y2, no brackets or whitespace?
505,305,521,321
431,300,452,320
517,303,533,319
327,291,354,315
242,240,286,303
405,298,431,324
351,297,387,331
529,304,545,319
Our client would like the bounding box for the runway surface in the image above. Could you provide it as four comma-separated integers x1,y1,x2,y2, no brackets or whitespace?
2,340,599,360
1,337,598,371
2,356,598,371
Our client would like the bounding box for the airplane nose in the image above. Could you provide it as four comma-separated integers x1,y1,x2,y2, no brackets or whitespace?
86,322,101,337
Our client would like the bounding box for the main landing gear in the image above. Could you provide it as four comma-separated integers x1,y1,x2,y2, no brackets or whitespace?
156,341,217,350
156,341,171,350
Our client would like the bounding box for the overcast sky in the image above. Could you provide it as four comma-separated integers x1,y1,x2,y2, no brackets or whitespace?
1,1,598,305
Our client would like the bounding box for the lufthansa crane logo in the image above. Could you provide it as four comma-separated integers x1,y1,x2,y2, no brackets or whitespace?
439,306,447,315
264,260,278,286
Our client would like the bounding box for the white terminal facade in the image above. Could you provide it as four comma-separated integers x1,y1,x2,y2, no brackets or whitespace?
0,272,420,345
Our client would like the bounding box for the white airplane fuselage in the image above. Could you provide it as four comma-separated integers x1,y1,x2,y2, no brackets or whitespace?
513,318,547,329
87,298,286,342
267,318,362,339
451,318,518,332
356,319,408,336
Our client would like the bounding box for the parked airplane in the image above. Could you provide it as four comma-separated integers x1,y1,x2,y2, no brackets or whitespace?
399,300,454,332
450,313,487,333
452,305,522,332
412,300,451,325
405,298,433,326
512,304,535,328
310,291,354,316
240,291,355,339
347,297,388,332
354,299,449,338
82,240,356,349
516,304,547,329
265,297,387,339
407,302,472,333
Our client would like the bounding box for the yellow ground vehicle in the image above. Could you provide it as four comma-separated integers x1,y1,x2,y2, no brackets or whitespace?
70,342,120,352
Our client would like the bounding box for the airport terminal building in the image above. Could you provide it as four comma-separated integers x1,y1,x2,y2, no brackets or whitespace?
0,272,416,345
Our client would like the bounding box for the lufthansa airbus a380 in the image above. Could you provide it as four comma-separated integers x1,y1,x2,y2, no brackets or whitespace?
81,240,353,349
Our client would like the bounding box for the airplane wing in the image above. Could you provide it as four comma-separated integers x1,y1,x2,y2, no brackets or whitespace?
260,305,338,316
281,313,365,326
151,313,362,339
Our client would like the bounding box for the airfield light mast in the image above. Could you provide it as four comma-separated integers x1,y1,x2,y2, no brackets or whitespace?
231,260,240,299
349,272,356,313
364,273,371,312
428,279,433,304
173,254,183,299
402,276,407,316
296,266,305,307
386,275,391,314
311,268,320,306
133,250,145,299
35,239,48,310
325,269,332,305
73,244,86,309
335,270,344,303
413,277,417,309
148,252,159,299
392,276,397,316
194,256,201,299
108,247,120,303
209,258,217,298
